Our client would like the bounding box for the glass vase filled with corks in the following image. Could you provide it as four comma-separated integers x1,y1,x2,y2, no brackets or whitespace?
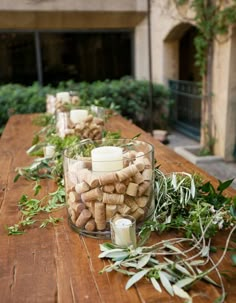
63,138,155,238
56,105,105,140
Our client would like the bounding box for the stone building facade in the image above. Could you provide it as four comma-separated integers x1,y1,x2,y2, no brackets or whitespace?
0,0,235,161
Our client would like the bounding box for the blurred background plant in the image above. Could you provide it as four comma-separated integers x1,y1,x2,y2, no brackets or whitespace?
0,77,173,135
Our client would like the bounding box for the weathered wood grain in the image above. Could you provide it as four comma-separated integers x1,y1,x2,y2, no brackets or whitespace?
0,114,235,303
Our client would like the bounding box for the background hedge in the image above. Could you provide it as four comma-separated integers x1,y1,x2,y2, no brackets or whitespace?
0,77,172,134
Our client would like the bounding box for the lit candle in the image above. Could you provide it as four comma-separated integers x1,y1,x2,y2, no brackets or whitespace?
56,92,70,103
43,145,55,158
91,146,123,172
110,216,136,247
70,109,88,124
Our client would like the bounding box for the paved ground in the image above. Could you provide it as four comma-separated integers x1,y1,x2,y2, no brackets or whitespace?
165,131,236,190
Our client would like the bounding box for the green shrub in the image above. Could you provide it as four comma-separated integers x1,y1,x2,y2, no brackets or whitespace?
0,77,172,134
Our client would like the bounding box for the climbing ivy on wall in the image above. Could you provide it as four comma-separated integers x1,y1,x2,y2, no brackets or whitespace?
175,0,236,154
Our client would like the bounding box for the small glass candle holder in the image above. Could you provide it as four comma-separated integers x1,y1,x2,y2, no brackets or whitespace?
110,215,136,247
43,144,56,158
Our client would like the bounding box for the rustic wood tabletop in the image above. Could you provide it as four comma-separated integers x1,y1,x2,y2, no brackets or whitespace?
0,113,235,303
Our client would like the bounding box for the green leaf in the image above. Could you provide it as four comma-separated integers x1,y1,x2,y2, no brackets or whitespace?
174,277,195,289
150,277,162,293
137,253,151,269
217,179,234,192
159,271,174,296
98,249,129,260
230,205,236,217
14,173,21,183
125,268,150,290
99,242,117,252
231,254,236,266
173,285,192,301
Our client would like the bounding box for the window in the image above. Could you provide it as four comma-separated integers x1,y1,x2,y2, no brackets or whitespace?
0,31,133,86
0,33,37,85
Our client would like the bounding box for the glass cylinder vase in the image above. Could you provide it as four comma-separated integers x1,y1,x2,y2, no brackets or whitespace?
56,106,106,140
63,139,155,238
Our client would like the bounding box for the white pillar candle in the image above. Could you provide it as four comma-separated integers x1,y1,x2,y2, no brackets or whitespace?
70,109,88,124
111,217,136,247
91,146,123,172
56,92,70,103
43,145,55,158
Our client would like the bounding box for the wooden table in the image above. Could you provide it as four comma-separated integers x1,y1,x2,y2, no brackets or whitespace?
0,114,235,303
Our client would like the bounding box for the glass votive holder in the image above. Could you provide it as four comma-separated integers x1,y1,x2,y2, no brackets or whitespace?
63,139,155,239
110,215,136,248
43,144,56,158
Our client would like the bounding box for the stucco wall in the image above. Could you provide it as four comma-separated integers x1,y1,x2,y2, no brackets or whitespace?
0,0,147,12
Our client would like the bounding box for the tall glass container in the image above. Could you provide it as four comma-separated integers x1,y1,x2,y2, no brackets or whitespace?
63,139,155,238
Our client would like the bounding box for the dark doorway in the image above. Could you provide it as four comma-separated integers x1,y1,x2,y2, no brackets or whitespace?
179,27,200,82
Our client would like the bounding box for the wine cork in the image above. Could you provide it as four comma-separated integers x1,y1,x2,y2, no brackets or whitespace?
68,191,79,203
142,169,153,181
132,207,145,221
138,181,150,196
81,188,103,202
123,150,137,160
136,196,149,208
117,204,131,215
75,209,92,228
71,95,80,104
144,158,152,168
75,181,90,194
85,219,96,231
126,182,139,197
102,193,124,205
105,204,117,220
102,184,115,193
95,203,106,230
99,172,118,186
89,123,99,131
132,172,144,184
68,208,77,224
84,114,93,123
88,175,99,188
85,202,95,217
70,202,85,215
115,183,127,194
116,164,138,182
135,161,145,172
93,117,104,125
125,196,139,212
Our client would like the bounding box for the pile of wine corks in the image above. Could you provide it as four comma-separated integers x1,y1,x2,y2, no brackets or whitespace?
66,150,153,232
56,95,80,112
64,114,104,140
